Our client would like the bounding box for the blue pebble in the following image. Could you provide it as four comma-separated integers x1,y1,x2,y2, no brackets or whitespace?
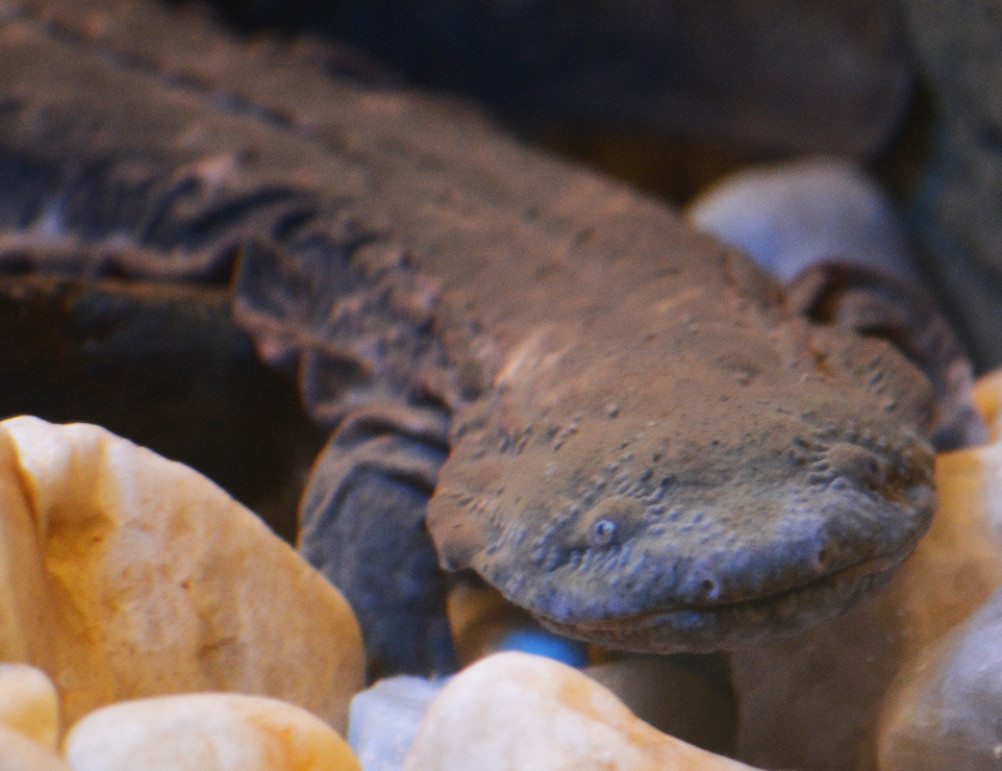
494,629,590,667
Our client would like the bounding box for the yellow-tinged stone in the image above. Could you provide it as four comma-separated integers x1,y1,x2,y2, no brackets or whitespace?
0,663,59,748
0,416,364,732
0,723,68,770
404,651,762,771
935,437,1002,551
972,368,1002,442
63,692,361,771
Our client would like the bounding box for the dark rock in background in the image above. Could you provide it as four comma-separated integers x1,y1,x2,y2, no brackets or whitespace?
173,0,914,164
896,0,1002,371
0,275,326,541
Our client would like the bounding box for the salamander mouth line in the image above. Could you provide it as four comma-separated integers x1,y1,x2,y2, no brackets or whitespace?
536,548,908,632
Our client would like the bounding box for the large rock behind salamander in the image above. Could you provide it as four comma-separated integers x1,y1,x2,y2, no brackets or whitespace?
0,0,937,676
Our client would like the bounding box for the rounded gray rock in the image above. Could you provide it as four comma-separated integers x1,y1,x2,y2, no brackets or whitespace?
878,587,1002,770
686,157,916,283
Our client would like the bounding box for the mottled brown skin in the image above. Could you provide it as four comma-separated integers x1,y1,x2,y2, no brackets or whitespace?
787,260,986,452
0,0,938,669
429,254,937,652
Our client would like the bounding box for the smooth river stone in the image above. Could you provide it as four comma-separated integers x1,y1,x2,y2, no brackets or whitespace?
404,651,762,771
973,369,1002,445
63,692,361,771
0,416,364,731
348,675,446,771
877,588,1002,770
0,723,68,771
0,663,59,749
686,157,916,283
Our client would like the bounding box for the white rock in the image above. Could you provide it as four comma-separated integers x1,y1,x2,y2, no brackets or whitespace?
63,692,360,771
405,651,762,771
0,416,364,731
686,157,916,282
0,663,59,748
348,675,446,771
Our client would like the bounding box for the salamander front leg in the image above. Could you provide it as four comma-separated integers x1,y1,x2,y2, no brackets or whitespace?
297,404,456,680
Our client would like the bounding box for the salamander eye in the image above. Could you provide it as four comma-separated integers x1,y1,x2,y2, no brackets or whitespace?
590,519,618,548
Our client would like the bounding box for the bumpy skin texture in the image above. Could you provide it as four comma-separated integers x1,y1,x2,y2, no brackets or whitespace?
0,0,936,672
788,261,987,452
431,265,937,652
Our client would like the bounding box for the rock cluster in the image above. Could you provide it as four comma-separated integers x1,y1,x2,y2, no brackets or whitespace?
3,385,1002,770
0,416,365,768
64,693,361,771
0,417,772,769
403,652,758,771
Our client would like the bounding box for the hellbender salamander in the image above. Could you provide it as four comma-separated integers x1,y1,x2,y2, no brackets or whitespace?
0,0,937,674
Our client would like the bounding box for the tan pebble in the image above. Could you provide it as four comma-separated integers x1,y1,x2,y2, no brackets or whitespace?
972,367,1002,442
404,651,762,771
0,723,68,770
63,692,361,771
935,439,1002,550
448,581,530,665
0,663,59,748
0,416,364,731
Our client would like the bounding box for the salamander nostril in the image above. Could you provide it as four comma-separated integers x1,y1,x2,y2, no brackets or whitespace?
700,578,718,599
826,442,888,491
861,456,886,489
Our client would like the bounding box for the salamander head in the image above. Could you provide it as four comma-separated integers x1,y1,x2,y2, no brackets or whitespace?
427,318,937,653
